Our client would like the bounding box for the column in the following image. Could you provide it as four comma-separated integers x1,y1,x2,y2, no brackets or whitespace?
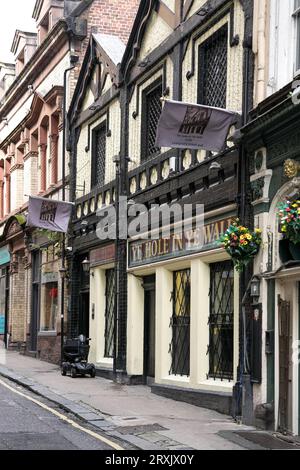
38,143,47,193
155,267,173,381
190,259,210,384
4,160,10,216
50,134,58,185
127,273,144,376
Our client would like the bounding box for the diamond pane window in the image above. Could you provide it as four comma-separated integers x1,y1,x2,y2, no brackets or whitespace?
141,79,162,161
170,269,191,376
92,123,106,188
294,0,300,71
105,269,115,358
209,261,234,381
198,24,228,108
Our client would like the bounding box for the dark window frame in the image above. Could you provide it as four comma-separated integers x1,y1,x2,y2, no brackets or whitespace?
91,121,107,189
198,23,228,108
141,77,163,162
294,0,300,72
104,268,115,359
208,261,234,381
170,269,191,377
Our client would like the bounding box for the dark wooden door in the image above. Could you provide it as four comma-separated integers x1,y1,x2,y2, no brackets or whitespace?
278,295,291,433
144,277,156,382
31,252,41,352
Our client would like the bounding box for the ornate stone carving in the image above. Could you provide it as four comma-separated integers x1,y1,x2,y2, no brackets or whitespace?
251,177,265,201
284,159,300,179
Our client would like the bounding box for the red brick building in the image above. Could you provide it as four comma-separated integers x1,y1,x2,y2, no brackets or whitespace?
0,0,139,363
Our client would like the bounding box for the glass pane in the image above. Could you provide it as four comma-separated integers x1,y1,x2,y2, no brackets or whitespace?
143,82,162,160
199,24,228,108
40,282,58,332
92,124,106,188
297,15,300,71
105,269,115,358
170,269,191,376
209,261,234,381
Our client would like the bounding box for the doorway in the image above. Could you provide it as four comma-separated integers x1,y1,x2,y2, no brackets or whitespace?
278,295,292,433
79,292,90,339
31,251,41,352
143,276,156,384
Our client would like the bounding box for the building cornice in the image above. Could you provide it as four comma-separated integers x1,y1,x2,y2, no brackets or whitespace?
0,20,67,118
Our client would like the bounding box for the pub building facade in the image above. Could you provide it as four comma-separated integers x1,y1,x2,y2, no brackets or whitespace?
0,0,139,362
69,0,254,415
240,2,300,435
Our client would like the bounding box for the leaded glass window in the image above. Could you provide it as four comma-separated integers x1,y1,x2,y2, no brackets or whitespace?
141,79,162,161
170,269,191,376
104,269,115,358
92,123,106,188
198,24,228,108
208,261,234,381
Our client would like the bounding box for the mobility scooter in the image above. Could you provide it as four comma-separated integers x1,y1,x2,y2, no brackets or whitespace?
61,335,96,378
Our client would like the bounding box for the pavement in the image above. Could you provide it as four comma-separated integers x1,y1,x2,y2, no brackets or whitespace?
1,346,299,451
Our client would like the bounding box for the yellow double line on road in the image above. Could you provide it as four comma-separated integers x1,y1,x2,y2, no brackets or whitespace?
0,377,124,451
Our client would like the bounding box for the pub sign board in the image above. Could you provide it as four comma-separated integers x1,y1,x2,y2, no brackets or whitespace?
128,217,233,268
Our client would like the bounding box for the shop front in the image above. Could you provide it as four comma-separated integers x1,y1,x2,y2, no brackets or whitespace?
0,247,10,347
126,212,240,415
242,79,300,435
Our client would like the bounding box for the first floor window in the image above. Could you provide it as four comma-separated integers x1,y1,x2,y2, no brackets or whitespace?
40,282,58,332
294,0,300,71
104,269,115,358
141,78,162,161
91,122,106,189
209,261,234,381
170,269,191,376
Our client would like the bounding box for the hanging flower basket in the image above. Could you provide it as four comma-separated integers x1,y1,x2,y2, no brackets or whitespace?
278,199,300,245
219,221,262,272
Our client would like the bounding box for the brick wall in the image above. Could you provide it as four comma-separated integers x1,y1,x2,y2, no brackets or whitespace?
9,251,26,345
69,0,140,98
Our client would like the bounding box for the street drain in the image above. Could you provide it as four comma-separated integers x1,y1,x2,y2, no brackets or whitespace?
115,424,167,435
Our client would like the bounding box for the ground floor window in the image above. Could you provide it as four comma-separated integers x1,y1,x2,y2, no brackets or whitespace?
40,280,58,332
209,261,234,381
104,269,115,358
170,269,191,376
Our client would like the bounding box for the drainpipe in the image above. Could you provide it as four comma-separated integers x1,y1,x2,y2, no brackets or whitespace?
60,53,79,363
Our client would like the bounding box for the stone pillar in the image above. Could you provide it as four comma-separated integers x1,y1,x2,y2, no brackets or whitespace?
50,134,58,185
39,143,47,193
0,179,4,219
4,160,11,216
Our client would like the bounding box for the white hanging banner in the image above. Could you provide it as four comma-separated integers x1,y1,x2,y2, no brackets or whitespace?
27,196,73,233
155,99,238,153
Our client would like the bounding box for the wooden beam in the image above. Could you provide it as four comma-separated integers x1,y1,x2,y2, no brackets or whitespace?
157,1,176,29
183,0,194,20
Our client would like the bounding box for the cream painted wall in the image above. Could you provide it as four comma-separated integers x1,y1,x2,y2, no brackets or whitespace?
128,57,174,169
187,0,207,19
182,1,244,113
127,273,145,376
76,99,120,195
127,251,239,393
139,11,173,61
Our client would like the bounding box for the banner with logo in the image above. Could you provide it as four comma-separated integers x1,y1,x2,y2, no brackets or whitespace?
155,99,237,153
27,196,73,233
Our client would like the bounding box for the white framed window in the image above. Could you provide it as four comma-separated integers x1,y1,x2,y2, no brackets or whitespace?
293,0,300,73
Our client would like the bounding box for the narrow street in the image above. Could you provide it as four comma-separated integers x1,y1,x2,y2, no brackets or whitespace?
0,377,126,451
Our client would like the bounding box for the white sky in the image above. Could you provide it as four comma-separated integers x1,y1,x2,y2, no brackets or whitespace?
0,0,36,62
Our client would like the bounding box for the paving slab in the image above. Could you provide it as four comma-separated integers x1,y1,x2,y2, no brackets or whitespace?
0,349,262,450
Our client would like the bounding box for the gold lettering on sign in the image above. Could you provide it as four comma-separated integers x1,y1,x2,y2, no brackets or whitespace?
129,217,233,267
